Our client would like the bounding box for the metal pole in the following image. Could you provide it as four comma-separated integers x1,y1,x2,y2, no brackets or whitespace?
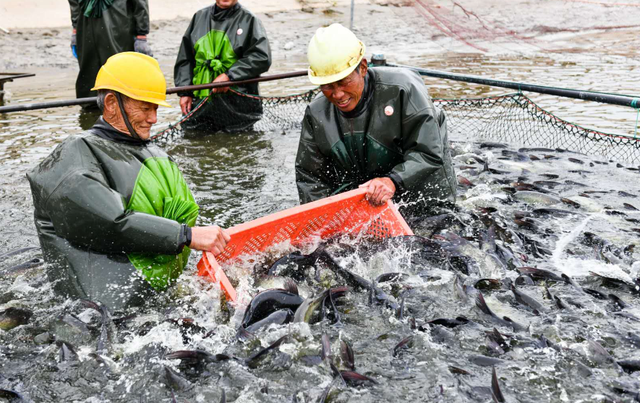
350,0,355,30
388,62,640,109
0,70,308,114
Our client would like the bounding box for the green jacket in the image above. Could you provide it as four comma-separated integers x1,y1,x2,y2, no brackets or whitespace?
295,67,457,210
69,0,150,98
27,119,198,310
174,3,272,98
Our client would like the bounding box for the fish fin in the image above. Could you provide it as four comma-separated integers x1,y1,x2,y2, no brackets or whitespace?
491,367,506,402
246,335,288,365
340,339,355,370
284,278,299,295
475,291,495,317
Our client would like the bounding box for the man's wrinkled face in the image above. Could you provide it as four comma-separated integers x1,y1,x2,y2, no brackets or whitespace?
320,62,367,113
123,98,158,140
216,0,238,9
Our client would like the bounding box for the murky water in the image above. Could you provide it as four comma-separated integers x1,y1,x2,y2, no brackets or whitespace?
1,52,640,402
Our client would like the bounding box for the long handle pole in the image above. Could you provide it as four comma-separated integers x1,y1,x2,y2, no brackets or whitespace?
0,70,308,114
388,63,640,108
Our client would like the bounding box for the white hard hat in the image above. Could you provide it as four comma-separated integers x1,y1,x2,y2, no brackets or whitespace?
307,23,366,86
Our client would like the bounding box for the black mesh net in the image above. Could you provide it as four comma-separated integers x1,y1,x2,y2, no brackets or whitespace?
153,85,640,165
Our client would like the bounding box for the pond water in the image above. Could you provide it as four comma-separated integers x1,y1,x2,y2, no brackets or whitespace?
1,51,639,402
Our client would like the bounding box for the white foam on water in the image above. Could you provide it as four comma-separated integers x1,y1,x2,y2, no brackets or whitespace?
551,212,636,282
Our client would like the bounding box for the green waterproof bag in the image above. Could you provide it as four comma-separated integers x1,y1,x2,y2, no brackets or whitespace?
126,157,199,290
192,30,238,98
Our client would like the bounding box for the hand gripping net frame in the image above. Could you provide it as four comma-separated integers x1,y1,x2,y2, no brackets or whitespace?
197,188,413,302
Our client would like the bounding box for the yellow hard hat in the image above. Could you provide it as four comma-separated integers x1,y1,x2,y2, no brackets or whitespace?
307,23,366,86
91,52,171,107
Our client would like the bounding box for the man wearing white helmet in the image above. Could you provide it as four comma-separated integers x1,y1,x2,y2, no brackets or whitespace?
295,24,456,213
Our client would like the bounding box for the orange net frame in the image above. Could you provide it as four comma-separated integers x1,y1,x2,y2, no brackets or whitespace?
197,188,414,302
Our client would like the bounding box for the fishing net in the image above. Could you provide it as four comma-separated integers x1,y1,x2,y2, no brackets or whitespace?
153,78,640,165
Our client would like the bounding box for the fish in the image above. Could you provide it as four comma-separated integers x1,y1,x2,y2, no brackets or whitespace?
491,367,506,402
57,341,79,362
393,336,414,357
240,287,303,329
448,366,472,375
531,208,578,218
513,191,561,206
321,333,332,362
80,300,112,354
293,287,348,323
475,291,528,332
619,191,637,198
480,142,508,149
265,251,319,280
510,285,546,315
458,175,475,187
617,360,640,374
340,339,355,370
0,389,24,401
0,246,39,262
469,355,504,367
427,317,470,328
339,370,378,386
0,258,44,276
517,267,563,282
164,366,191,392
0,307,32,331
243,309,294,334
623,203,639,211
166,350,234,370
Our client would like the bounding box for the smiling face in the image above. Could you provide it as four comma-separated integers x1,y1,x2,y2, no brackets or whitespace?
103,92,158,139
320,60,368,113
215,0,238,9
122,98,158,140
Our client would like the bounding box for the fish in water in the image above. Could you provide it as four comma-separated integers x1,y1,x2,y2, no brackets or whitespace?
475,291,528,332
513,191,561,206
80,300,113,354
492,367,506,402
0,307,32,331
517,267,563,282
243,309,294,335
240,285,303,329
293,287,348,324
510,284,547,315
340,339,355,370
393,336,414,357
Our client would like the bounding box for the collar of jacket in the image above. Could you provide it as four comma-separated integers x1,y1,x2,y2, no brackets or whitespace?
212,3,241,21
90,117,149,145
339,69,375,119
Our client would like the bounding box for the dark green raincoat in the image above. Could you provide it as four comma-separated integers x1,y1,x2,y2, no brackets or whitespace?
174,3,272,132
295,67,457,213
68,0,150,99
27,119,198,310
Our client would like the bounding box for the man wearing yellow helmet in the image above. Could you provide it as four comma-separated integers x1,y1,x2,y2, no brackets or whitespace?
295,24,456,213
27,53,230,310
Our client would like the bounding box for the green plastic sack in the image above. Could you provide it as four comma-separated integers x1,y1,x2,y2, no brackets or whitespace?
192,30,238,98
126,157,199,290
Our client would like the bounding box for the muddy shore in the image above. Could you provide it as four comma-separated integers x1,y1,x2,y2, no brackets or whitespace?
1,0,639,87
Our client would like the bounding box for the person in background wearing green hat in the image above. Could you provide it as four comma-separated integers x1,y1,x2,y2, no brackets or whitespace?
68,0,153,100
27,53,230,311
295,23,456,214
174,0,272,133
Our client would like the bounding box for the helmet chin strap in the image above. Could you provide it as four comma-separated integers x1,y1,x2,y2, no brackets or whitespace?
114,92,144,141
